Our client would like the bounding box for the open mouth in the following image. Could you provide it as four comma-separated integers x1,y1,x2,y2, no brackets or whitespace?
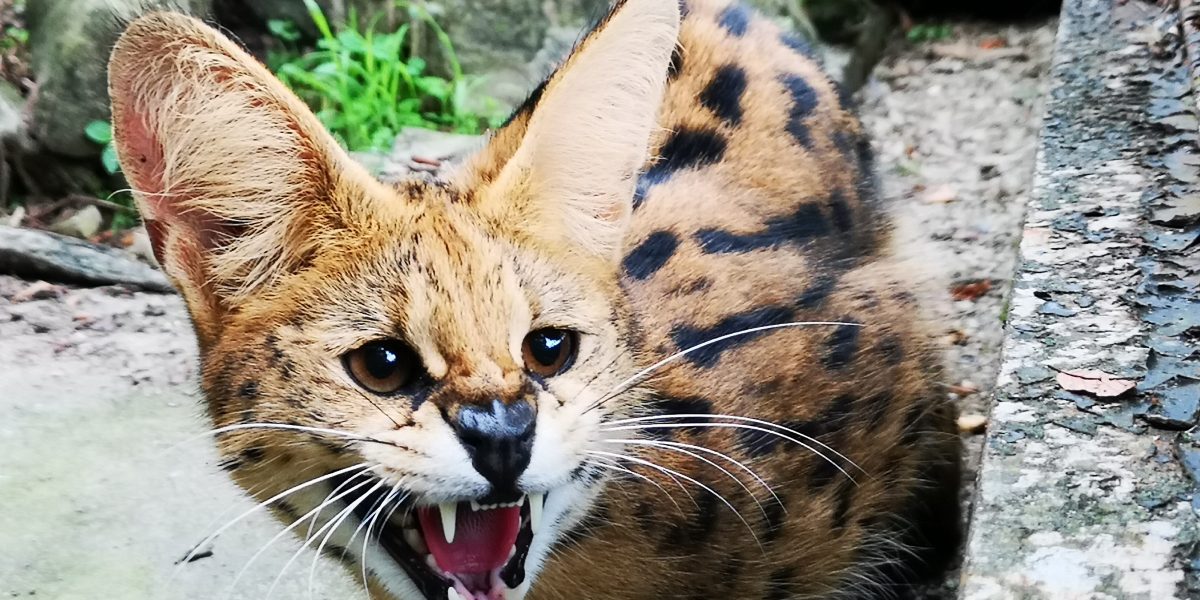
343,477,542,600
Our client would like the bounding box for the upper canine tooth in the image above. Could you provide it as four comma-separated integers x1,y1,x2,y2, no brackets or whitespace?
470,499,482,512
439,502,457,543
529,493,544,532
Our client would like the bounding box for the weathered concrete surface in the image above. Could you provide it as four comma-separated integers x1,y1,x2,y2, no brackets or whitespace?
960,0,1200,598
0,279,358,598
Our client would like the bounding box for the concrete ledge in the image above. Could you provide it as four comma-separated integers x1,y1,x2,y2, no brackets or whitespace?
960,0,1200,597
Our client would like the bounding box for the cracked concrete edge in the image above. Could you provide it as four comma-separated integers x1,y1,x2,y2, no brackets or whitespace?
959,0,1198,598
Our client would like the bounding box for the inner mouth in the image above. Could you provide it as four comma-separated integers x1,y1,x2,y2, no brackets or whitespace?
343,477,542,600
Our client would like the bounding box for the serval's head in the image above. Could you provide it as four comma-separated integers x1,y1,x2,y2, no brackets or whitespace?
109,0,680,598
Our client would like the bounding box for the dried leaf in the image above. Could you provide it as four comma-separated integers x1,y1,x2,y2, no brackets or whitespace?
1055,369,1137,398
979,37,1008,49
951,279,993,301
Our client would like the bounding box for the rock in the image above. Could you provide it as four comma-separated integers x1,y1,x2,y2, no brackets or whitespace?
0,80,24,145
49,206,103,240
375,128,483,182
25,0,211,159
0,225,172,292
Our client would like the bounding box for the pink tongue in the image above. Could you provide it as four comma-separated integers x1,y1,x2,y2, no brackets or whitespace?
418,503,521,574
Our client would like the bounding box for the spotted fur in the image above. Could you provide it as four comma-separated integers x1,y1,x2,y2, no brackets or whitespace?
109,0,961,598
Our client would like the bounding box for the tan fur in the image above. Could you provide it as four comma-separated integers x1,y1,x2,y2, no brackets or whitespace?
109,1,961,598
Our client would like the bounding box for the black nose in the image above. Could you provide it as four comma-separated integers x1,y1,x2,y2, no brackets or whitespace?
452,398,536,493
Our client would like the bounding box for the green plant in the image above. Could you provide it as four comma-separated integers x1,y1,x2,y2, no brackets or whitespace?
84,120,140,230
270,0,501,152
906,23,953,43
85,120,120,175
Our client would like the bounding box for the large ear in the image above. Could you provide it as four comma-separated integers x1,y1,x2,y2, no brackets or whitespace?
476,0,681,261
109,13,381,341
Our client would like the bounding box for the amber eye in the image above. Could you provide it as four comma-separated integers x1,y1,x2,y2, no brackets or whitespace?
522,328,578,377
344,340,418,395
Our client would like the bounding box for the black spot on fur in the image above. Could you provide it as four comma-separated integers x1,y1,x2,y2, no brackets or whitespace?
861,392,893,429
648,396,713,436
241,447,266,463
762,494,788,542
695,204,830,254
780,31,816,57
671,306,794,367
781,74,819,148
718,4,750,36
879,335,904,365
623,231,679,280
218,457,242,471
653,128,728,176
238,381,259,400
796,274,837,308
831,480,855,530
823,322,861,369
828,190,853,231
700,65,748,125
663,492,720,547
634,128,727,209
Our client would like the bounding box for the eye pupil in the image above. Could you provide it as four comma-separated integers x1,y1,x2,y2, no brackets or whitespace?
522,328,577,376
531,332,565,365
364,345,399,379
345,340,417,395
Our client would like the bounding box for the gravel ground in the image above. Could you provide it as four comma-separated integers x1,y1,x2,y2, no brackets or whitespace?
0,19,1057,599
858,20,1057,596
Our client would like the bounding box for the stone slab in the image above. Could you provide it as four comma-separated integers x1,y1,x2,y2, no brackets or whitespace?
959,0,1200,598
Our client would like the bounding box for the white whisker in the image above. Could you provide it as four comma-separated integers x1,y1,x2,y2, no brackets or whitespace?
167,423,400,454
603,437,783,512
588,321,863,411
587,450,761,547
583,457,685,514
604,414,864,480
224,467,380,599
268,478,386,600
175,461,373,575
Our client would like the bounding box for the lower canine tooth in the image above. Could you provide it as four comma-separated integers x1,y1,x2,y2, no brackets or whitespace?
439,502,457,543
529,493,544,532
447,588,462,600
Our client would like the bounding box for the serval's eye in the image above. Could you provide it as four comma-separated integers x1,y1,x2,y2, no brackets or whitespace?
522,328,578,377
344,340,418,395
